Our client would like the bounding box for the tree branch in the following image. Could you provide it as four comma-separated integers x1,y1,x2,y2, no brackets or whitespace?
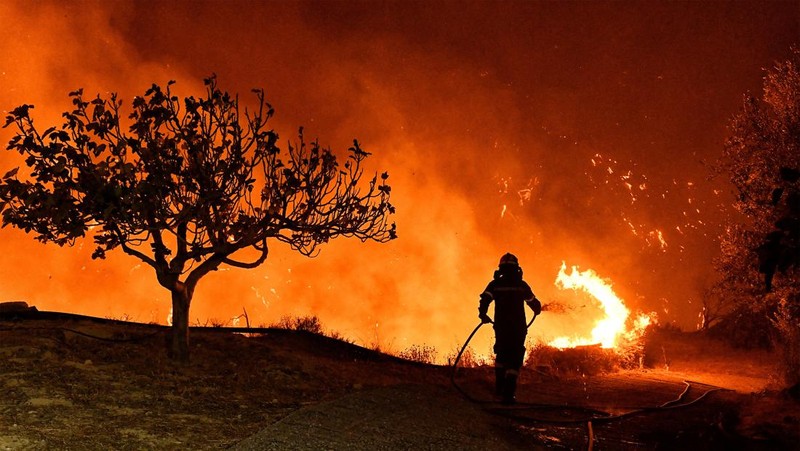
223,239,269,269
110,224,158,269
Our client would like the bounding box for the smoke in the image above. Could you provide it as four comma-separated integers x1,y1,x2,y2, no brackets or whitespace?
0,2,797,356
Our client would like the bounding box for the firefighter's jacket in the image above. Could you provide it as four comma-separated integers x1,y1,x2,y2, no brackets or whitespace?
479,272,539,336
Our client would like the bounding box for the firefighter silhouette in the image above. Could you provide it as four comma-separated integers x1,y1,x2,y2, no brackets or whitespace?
478,253,541,404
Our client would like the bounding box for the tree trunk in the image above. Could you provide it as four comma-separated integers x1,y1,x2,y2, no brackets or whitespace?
170,288,191,363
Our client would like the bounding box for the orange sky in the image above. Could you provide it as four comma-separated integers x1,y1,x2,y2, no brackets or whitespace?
0,1,797,356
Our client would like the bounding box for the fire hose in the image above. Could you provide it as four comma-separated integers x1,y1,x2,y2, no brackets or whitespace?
450,312,539,404
449,313,724,449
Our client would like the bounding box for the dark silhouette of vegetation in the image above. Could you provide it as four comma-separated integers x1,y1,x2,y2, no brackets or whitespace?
716,48,799,385
398,344,438,364
757,167,800,291
698,286,733,331
0,76,396,362
272,314,324,335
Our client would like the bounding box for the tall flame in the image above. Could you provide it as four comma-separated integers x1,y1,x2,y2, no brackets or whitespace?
550,262,651,349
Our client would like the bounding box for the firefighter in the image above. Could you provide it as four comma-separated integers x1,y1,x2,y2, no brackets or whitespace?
478,253,541,404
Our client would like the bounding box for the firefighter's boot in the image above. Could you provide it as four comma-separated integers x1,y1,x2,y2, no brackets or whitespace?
502,370,518,405
494,367,506,396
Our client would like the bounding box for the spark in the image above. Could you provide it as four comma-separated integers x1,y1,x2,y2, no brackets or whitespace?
251,286,269,309
517,190,532,205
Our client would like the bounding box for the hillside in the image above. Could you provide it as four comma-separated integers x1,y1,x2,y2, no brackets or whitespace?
1,312,798,450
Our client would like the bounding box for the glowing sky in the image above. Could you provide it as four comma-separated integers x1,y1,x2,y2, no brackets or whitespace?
0,1,797,355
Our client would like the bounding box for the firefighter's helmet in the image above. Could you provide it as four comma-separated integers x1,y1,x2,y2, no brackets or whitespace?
499,253,519,267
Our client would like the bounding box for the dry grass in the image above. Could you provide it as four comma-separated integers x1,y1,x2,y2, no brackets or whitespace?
526,341,622,376
397,344,438,364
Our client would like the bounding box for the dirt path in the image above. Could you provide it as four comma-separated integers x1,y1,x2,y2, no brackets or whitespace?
230,371,766,450
231,384,530,450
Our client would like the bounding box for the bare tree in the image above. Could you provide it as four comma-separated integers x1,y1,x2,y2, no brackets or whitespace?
0,77,396,361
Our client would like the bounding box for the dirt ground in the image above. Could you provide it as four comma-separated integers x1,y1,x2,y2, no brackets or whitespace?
1,312,799,450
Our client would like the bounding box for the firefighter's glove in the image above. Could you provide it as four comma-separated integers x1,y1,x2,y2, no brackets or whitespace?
479,313,492,324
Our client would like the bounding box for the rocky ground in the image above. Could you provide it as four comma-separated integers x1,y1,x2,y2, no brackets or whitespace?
1,312,798,450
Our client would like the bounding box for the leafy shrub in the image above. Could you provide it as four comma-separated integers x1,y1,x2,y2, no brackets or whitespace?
708,303,776,349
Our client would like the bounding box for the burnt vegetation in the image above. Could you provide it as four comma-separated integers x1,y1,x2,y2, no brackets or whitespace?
0,76,396,361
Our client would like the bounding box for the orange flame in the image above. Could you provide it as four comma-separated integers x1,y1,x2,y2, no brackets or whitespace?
549,262,652,349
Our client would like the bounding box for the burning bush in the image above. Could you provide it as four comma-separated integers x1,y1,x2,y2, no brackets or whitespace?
526,338,646,377
526,342,614,376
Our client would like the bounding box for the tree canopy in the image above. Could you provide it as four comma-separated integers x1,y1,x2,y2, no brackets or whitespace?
721,48,799,293
716,48,799,385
